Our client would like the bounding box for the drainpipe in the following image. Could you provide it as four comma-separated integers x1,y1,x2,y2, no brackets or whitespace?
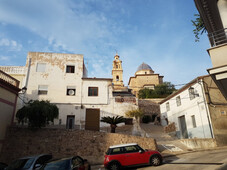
80,77,83,130
198,79,214,138
22,58,31,104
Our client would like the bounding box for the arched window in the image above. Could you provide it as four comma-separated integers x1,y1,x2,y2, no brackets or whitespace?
116,65,118,68
116,75,119,81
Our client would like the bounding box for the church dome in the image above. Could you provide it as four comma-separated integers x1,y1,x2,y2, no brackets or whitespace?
136,62,152,72
135,62,154,75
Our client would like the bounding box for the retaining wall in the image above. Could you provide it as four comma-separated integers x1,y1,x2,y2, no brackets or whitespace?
0,127,157,164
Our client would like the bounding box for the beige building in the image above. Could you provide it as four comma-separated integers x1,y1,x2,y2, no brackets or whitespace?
128,63,163,97
111,54,129,93
0,70,20,151
195,0,227,100
0,52,138,131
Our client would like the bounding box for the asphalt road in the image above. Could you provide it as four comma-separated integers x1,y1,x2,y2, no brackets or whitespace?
92,148,227,170
139,148,227,170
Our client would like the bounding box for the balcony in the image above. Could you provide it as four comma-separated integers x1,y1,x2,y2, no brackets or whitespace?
208,28,227,47
0,66,26,75
0,70,19,87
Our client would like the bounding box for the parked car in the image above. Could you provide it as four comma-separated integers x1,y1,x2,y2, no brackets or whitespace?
5,154,52,170
104,143,162,170
0,162,7,170
40,156,90,170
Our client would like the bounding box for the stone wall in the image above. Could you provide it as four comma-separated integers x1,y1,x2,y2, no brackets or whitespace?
164,122,176,133
0,127,157,164
138,99,160,116
180,138,217,149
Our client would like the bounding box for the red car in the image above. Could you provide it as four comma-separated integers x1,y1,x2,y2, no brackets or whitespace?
104,143,162,170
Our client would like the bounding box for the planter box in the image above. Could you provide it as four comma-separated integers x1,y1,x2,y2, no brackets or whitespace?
125,118,133,125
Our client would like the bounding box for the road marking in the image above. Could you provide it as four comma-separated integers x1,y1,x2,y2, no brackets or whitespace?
162,144,183,152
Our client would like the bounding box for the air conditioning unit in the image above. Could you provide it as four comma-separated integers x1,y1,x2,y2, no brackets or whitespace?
68,89,75,96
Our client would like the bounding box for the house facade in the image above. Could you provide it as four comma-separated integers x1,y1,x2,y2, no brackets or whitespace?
194,0,227,100
0,70,20,151
128,62,163,97
160,75,227,146
0,52,137,130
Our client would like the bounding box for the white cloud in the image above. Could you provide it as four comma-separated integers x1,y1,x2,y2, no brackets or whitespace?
0,38,22,51
0,0,115,53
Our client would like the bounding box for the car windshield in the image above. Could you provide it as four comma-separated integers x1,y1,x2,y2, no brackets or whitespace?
5,158,31,170
42,159,71,170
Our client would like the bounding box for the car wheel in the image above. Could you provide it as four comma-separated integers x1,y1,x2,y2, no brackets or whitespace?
150,155,162,166
108,162,121,170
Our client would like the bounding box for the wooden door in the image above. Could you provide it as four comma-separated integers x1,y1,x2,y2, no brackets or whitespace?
85,109,100,131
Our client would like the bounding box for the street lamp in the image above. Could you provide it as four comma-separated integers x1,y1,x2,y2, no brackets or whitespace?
21,86,27,94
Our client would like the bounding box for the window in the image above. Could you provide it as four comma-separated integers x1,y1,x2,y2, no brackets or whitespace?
66,65,75,73
176,96,181,106
66,86,76,96
36,63,46,72
116,75,119,81
110,147,124,155
116,65,118,69
124,145,140,153
220,110,226,116
88,87,98,96
38,85,48,95
166,102,170,111
189,87,195,100
191,115,197,128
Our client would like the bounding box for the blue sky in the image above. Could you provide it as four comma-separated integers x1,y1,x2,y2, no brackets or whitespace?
0,0,212,88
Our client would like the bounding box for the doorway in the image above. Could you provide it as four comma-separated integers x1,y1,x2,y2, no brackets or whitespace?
179,115,188,138
66,115,75,129
85,109,100,131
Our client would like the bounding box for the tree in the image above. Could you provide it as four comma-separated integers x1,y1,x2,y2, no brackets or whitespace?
138,82,176,99
16,100,59,128
100,116,125,133
125,109,144,120
125,109,144,136
192,14,206,42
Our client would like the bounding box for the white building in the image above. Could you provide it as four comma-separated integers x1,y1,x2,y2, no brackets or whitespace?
160,75,227,146
0,52,138,131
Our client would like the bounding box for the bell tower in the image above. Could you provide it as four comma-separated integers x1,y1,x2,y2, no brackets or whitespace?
112,54,124,88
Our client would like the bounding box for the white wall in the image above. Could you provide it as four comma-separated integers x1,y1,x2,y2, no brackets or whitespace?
25,52,84,103
160,82,213,139
23,52,138,127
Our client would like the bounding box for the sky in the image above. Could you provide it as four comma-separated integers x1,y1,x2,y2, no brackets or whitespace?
0,0,212,88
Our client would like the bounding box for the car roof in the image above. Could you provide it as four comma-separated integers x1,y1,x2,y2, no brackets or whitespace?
109,143,138,148
17,154,52,160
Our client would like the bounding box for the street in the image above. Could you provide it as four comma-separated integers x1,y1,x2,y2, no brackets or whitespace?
139,148,227,170
92,148,227,170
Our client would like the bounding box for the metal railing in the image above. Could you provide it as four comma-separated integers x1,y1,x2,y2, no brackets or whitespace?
0,70,19,87
208,28,227,47
0,66,26,74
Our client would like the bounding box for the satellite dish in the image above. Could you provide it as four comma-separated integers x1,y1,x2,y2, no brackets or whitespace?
68,89,75,96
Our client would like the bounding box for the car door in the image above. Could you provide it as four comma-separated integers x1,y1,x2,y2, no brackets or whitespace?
123,145,141,166
33,155,52,170
109,147,127,166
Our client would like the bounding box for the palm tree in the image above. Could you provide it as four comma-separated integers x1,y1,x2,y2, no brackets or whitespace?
101,116,125,133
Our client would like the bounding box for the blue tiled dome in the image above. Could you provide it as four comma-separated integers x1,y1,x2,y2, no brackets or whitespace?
136,62,152,72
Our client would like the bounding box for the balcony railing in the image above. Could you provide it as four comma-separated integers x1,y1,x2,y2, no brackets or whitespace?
0,66,26,74
208,28,227,47
0,70,19,87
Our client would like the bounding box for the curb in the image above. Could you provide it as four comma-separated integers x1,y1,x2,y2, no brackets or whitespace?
161,145,227,158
